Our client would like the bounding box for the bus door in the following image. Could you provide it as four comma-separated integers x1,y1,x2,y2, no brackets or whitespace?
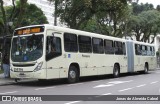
46,32,62,79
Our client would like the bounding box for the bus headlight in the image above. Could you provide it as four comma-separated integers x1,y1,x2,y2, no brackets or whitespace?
34,62,43,72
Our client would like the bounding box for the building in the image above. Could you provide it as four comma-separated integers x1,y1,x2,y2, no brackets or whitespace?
3,0,56,25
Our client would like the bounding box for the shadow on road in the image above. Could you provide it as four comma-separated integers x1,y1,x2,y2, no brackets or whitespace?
13,71,152,87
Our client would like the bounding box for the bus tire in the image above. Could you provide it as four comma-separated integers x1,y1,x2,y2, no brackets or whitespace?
68,66,79,83
113,64,120,78
144,64,148,74
139,64,148,74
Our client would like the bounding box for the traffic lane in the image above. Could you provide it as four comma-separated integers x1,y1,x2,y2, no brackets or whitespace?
1,70,159,95
0,70,159,95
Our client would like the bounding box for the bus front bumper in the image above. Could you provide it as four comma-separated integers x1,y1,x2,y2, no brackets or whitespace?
10,70,46,79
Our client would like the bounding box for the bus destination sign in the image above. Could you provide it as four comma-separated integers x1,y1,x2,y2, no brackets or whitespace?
14,26,44,36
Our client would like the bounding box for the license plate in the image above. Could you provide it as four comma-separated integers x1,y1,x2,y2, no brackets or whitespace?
14,68,23,72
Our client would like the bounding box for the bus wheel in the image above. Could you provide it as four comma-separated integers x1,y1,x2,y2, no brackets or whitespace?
68,66,79,83
113,64,120,78
144,64,148,74
15,78,20,83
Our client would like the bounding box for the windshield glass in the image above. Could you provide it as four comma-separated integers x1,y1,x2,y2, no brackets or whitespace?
11,34,44,62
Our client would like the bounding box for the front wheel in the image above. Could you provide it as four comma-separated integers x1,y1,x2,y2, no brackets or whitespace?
68,66,79,83
113,64,120,78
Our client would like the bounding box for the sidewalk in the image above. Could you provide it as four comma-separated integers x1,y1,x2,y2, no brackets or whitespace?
0,73,15,85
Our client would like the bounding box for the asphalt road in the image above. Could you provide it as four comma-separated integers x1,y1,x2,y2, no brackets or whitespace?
0,69,160,104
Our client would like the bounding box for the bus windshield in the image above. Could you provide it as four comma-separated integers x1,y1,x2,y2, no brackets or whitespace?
11,34,44,62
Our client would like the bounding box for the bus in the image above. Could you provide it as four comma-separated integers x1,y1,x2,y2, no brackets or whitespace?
10,24,156,83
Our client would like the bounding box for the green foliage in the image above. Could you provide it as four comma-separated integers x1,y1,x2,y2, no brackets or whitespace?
127,3,160,42
50,0,128,37
0,1,48,36
8,3,48,27
48,0,160,41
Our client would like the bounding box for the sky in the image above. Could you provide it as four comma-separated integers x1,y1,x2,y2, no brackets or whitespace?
138,0,160,8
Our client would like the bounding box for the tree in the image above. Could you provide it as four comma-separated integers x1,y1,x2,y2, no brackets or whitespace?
157,5,160,11
49,0,128,37
139,10,160,42
48,0,64,26
12,3,48,26
127,3,160,42
0,0,9,36
0,1,48,36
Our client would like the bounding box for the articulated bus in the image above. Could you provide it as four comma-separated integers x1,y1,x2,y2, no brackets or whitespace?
10,24,156,83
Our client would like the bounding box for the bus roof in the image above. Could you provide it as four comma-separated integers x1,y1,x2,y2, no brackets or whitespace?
14,24,155,46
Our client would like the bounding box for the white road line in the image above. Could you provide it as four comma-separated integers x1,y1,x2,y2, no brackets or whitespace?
108,80,133,84
65,101,81,104
119,88,134,92
67,83,83,86
136,84,146,88
93,84,114,88
35,87,55,90
150,81,159,84
95,93,112,98
0,91,18,95
102,93,112,95
93,80,133,88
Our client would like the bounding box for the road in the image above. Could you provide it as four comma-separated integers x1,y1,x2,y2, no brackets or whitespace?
0,69,160,104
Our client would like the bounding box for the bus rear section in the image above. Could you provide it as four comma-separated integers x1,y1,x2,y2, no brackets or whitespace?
126,40,156,73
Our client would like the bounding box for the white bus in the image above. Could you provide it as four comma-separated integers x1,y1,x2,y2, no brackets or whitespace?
10,24,156,83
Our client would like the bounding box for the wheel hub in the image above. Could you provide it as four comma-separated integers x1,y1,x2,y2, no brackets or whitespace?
70,70,76,79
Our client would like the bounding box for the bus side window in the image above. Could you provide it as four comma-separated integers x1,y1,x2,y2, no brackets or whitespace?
64,33,78,52
46,36,62,61
114,41,123,55
152,47,155,56
104,39,114,54
123,43,126,55
92,38,104,54
135,44,141,55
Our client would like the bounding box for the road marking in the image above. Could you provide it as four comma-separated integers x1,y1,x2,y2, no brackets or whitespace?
65,101,81,104
93,84,114,88
136,84,146,88
0,91,17,95
95,93,112,98
67,83,83,86
108,80,133,84
119,88,134,92
150,81,159,84
35,87,55,90
93,80,133,88
101,93,112,95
